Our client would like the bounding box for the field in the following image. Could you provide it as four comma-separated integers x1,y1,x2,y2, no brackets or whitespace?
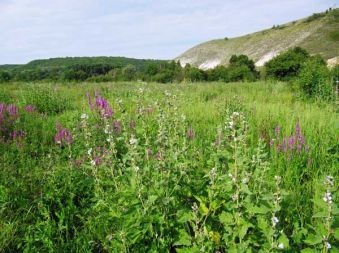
0,81,338,252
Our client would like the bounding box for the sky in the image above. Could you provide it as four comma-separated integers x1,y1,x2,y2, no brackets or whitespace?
0,0,337,64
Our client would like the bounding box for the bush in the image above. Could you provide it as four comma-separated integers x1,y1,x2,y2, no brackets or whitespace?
265,47,310,80
296,57,334,101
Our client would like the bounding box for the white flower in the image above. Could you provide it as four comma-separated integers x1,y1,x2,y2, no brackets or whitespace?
87,148,92,156
129,137,137,145
192,202,198,212
242,177,249,184
323,191,333,204
233,112,239,117
229,121,234,129
278,243,284,249
325,242,331,249
81,113,88,119
272,216,279,227
90,160,96,166
134,166,140,173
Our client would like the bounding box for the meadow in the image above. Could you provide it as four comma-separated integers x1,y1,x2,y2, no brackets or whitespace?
0,81,338,252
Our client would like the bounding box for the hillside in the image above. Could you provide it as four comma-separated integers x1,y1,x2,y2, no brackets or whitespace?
176,8,339,69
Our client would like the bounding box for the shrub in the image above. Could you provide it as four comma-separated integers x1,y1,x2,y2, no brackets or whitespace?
296,56,334,101
265,47,310,80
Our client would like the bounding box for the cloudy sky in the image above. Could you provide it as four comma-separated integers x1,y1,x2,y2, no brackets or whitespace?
0,0,337,64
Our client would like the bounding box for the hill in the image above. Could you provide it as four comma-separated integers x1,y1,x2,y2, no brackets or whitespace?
0,56,166,71
176,8,339,69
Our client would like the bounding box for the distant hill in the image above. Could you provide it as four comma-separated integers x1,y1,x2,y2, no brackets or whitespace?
176,8,339,69
0,56,166,71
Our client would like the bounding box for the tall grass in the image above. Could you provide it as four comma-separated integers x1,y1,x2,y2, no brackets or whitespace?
0,81,338,252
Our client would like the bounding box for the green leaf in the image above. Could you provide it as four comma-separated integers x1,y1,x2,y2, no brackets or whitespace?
199,202,209,216
173,229,192,247
334,228,339,241
219,211,233,225
304,233,323,245
245,203,270,214
177,210,194,223
239,222,252,240
278,232,290,249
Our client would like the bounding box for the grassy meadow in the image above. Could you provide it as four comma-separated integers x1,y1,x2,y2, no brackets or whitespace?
0,81,338,252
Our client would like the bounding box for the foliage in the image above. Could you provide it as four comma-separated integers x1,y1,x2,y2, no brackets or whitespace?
296,56,334,101
0,81,338,252
23,86,72,114
265,47,310,80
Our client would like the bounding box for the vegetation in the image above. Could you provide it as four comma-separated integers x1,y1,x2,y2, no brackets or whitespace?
0,81,338,252
177,8,339,67
0,54,259,84
265,47,310,80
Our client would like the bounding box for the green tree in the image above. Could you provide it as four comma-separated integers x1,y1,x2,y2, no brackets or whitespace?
265,47,310,80
296,56,334,100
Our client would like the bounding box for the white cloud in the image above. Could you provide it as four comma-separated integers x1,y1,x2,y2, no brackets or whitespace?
0,0,336,64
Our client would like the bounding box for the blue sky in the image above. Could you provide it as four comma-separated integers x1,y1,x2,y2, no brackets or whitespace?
0,0,337,64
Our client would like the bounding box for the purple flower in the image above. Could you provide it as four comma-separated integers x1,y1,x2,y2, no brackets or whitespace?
295,121,301,137
187,126,195,140
88,92,114,118
25,105,36,113
54,123,73,146
288,136,295,150
275,125,280,136
7,104,18,119
113,120,122,134
0,103,6,115
12,130,25,140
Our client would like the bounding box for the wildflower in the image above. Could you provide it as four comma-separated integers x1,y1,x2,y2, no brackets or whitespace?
242,177,249,184
92,155,102,166
129,136,137,145
186,126,195,140
7,104,18,119
209,167,217,182
275,125,280,136
295,121,301,137
288,136,295,150
113,120,122,134
88,92,114,118
87,148,92,156
278,243,284,249
25,105,35,113
134,166,140,173
81,113,88,119
54,123,73,146
192,202,198,212
323,191,333,204
12,130,25,140
325,241,331,249
272,216,279,227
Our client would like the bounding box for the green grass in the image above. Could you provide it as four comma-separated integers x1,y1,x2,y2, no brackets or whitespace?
0,81,338,252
